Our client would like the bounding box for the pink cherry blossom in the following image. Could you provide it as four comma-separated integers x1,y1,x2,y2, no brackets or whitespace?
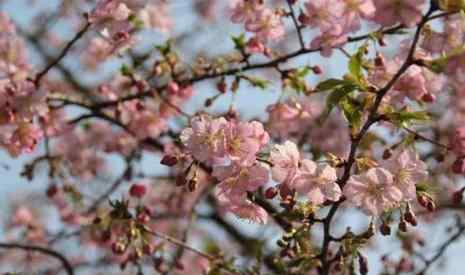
383,149,428,201
181,116,228,165
213,162,269,199
270,140,300,184
245,9,285,42
343,167,402,216
450,125,465,157
293,159,342,205
373,0,425,27
230,0,265,24
302,0,346,34
342,0,376,32
224,120,269,165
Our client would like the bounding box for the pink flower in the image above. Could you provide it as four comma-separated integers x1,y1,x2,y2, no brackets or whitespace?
213,163,269,199
139,2,173,33
266,99,319,139
310,32,348,57
342,0,376,32
450,125,465,157
383,149,428,201
217,189,268,224
6,123,43,157
373,0,425,27
181,116,228,165
224,120,269,165
129,111,167,139
245,9,285,42
343,167,402,216
293,159,342,205
270,141,300,184
230,0,265,24
303,0,346,34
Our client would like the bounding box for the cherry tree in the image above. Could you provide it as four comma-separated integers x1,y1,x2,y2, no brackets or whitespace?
1,0,465,274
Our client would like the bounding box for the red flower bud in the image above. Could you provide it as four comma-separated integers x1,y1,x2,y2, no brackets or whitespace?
46,184,58,198
160,155,178,167
452,158,465,174
265,187,278,199
452,187,465,205
421,93,436,103
399,220,408,232
380,222,391,236
312,65,323,75
129,184,147,198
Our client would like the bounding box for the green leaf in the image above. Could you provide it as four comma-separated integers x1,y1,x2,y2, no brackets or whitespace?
315,78,351,92
232,33,246,51
387,110,430,127
321,84,358,121
340,97,362,130
348,44,368,84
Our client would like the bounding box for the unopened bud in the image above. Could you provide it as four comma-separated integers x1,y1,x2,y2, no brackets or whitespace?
452,187,465,205
382,149,393,160
265,187,278,199
358,253,369,275
188,177,198,192
399,220,408,232
380,222,391,236
312,65,323,75
160,155,178,167
452,158,465,174
421,93,436,103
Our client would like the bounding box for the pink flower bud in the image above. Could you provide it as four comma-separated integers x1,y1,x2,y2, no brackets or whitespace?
160,154,178,167
129,183,147,198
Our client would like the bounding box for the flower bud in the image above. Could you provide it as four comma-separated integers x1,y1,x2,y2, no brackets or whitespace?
380,222,391,236
129,183,147,198
452,158,465,174
382,149,393,160
265,187,278,199
399,220,408,232
160,155,178,167
312,65,322,75
452,187,465,205
358,252,369,275
46,184,58,198
188,177,198,192
112,242,126,255
421,93,436,103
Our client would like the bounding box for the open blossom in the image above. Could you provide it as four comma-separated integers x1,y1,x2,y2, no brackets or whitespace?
450,125,465,157
270,141,300,184
342,0,376,32
181,116,228,165
224,120,269,165
373,0,425,27
302,0,346,34
293,159,342,205
230,0,265,24
343,167,402,216
383,149,427,201
245,9,285,42
213,163,269,199
266,98,320,139
218,192,268,224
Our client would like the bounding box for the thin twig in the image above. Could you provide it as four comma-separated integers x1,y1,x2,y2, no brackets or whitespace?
0,242,74,275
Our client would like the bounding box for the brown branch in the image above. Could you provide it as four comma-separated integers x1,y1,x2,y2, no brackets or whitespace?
0,242,74,275
418,218,465,275
319,6,438,275
34,17,92,86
